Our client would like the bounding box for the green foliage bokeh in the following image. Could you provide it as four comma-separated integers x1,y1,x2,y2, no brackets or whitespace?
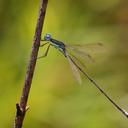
0,0,128,127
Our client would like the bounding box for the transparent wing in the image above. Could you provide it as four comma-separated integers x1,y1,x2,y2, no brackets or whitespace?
67,47,94,64
65,43,105,66
65,51,82,84
66,42,105,54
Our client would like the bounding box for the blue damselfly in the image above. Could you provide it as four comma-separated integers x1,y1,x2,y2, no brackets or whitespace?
39,33,128,118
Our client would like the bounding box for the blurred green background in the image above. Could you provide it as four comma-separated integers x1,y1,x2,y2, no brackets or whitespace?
0,0,128,127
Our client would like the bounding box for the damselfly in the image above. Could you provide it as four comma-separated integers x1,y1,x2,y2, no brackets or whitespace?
39,33,128,118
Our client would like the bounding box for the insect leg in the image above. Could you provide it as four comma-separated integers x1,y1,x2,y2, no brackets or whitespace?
40,42,49,47
38,44,51,59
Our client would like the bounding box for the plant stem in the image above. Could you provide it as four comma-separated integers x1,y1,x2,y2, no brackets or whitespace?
14,0,48,127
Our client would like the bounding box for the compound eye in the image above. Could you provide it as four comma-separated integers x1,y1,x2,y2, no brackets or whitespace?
46,34,50,38
44,33,51,41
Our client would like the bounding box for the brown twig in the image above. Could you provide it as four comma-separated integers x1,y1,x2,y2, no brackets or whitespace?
14,0,48,127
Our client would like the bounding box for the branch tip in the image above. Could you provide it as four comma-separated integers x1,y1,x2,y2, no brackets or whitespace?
16,103,22,117
26,106,29,111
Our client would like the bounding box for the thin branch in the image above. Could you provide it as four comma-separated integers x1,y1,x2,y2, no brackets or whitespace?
14,0,48,127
